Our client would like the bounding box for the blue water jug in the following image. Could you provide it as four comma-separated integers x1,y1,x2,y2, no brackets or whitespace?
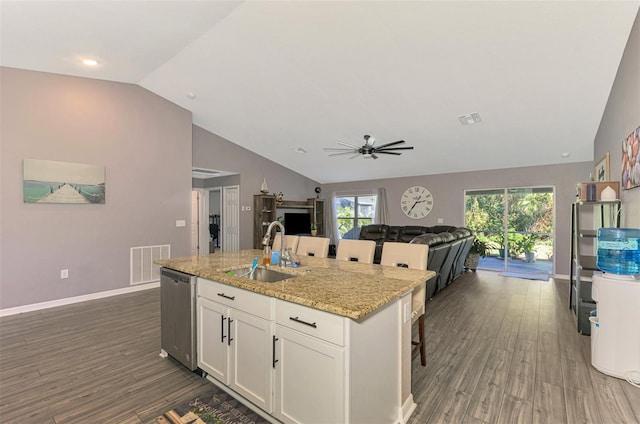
597,228,640,275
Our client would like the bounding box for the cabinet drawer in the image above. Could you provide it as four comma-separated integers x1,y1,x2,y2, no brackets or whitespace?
276,300,345,346
197,278,272,320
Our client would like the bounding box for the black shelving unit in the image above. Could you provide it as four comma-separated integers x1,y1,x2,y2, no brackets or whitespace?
569,200,621,334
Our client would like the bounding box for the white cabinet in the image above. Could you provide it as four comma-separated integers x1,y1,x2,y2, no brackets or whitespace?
197,278,274,412
274,300,346,424
197,296,228,382
231,309,273,412
197,277,415,424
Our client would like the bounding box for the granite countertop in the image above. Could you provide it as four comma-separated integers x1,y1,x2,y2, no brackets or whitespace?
156,250,435,321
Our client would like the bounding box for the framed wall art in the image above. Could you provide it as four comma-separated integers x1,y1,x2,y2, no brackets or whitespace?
595,152,610,182
622,126,639,190
23,159,106,204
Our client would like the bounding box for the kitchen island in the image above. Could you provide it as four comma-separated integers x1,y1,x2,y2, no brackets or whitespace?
157,250,435,424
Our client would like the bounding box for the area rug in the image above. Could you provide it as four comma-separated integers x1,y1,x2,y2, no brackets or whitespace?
156,387,270,424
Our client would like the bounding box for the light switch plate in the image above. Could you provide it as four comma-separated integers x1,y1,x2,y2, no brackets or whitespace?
176,220,186,227
437,218,444,224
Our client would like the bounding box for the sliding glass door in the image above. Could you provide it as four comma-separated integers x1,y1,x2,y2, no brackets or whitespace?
465,187,554,277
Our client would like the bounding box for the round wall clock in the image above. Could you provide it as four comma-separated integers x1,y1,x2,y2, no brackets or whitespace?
400,186,433,219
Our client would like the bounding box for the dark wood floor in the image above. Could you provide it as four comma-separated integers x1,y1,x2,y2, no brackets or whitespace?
0,271,638,423
410,271,640,424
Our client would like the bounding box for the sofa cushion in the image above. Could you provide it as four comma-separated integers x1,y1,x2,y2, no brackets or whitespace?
387,226,401,242
397,226,428,243
359,224,389,243
451,227,473,239
410,233,443,247
437,232,455,243
429,225,458,233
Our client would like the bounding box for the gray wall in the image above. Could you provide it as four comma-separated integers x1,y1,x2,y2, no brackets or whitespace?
0,67,193,309
594,11,640,227
192,126,320,249
322,161,591,277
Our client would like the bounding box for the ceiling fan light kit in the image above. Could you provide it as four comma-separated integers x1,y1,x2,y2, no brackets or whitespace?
323,134,414,159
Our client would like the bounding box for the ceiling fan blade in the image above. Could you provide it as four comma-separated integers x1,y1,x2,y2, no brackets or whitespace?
323,147,357,152
375,146,414,152
329,151,358,157
374,140,405,149
327,136,411,160
337,141,360,149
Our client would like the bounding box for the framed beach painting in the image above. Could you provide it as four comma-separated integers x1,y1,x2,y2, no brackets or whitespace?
622,126,640,190
23,159,106,204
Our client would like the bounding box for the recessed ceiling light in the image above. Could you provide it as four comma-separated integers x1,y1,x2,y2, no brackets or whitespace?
82,59,98,66
293,147,307,154
458,112,482,126
186,91,196,100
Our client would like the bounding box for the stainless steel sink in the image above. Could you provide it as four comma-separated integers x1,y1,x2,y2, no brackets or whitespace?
227,267,296,283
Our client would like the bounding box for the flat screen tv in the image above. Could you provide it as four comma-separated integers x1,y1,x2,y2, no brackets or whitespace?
284,212,311,235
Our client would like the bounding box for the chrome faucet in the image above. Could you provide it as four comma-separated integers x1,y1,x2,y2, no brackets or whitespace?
262,221,285,267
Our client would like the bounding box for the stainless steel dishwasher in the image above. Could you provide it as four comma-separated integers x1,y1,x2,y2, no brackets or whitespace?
160,268,197,371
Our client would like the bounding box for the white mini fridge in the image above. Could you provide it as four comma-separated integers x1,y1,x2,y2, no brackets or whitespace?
590,273,640,379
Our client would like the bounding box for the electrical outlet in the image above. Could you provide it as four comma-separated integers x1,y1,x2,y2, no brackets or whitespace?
176,220,186,227
437,218,444,224
60,269,69,279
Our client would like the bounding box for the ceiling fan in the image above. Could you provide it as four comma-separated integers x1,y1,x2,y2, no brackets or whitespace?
323,135,414,159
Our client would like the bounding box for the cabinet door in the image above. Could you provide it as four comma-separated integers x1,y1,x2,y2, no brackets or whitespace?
230,309,274,413
274,326,345,424
197,297,229,383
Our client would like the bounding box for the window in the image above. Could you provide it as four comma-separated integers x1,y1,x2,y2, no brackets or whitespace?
334,194,377,240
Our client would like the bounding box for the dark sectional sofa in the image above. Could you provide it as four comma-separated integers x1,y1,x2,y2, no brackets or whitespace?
359,224,474,299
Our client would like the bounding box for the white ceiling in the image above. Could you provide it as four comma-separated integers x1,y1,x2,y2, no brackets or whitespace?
2,1,638,183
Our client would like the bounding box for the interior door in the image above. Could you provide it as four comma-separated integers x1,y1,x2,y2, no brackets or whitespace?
223,185,240,251
191,190,200,256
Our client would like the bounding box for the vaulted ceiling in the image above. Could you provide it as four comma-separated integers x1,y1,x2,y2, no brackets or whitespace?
2,1,638,183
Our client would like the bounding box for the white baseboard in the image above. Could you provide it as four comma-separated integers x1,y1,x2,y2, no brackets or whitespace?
399,394,417,424
0,282,160,317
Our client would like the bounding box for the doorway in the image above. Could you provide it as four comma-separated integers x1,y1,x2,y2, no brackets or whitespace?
209,188,221,253
192,185,239,255
465,186,555,278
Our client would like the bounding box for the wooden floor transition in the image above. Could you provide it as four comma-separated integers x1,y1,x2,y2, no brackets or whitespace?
1,271,638,423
